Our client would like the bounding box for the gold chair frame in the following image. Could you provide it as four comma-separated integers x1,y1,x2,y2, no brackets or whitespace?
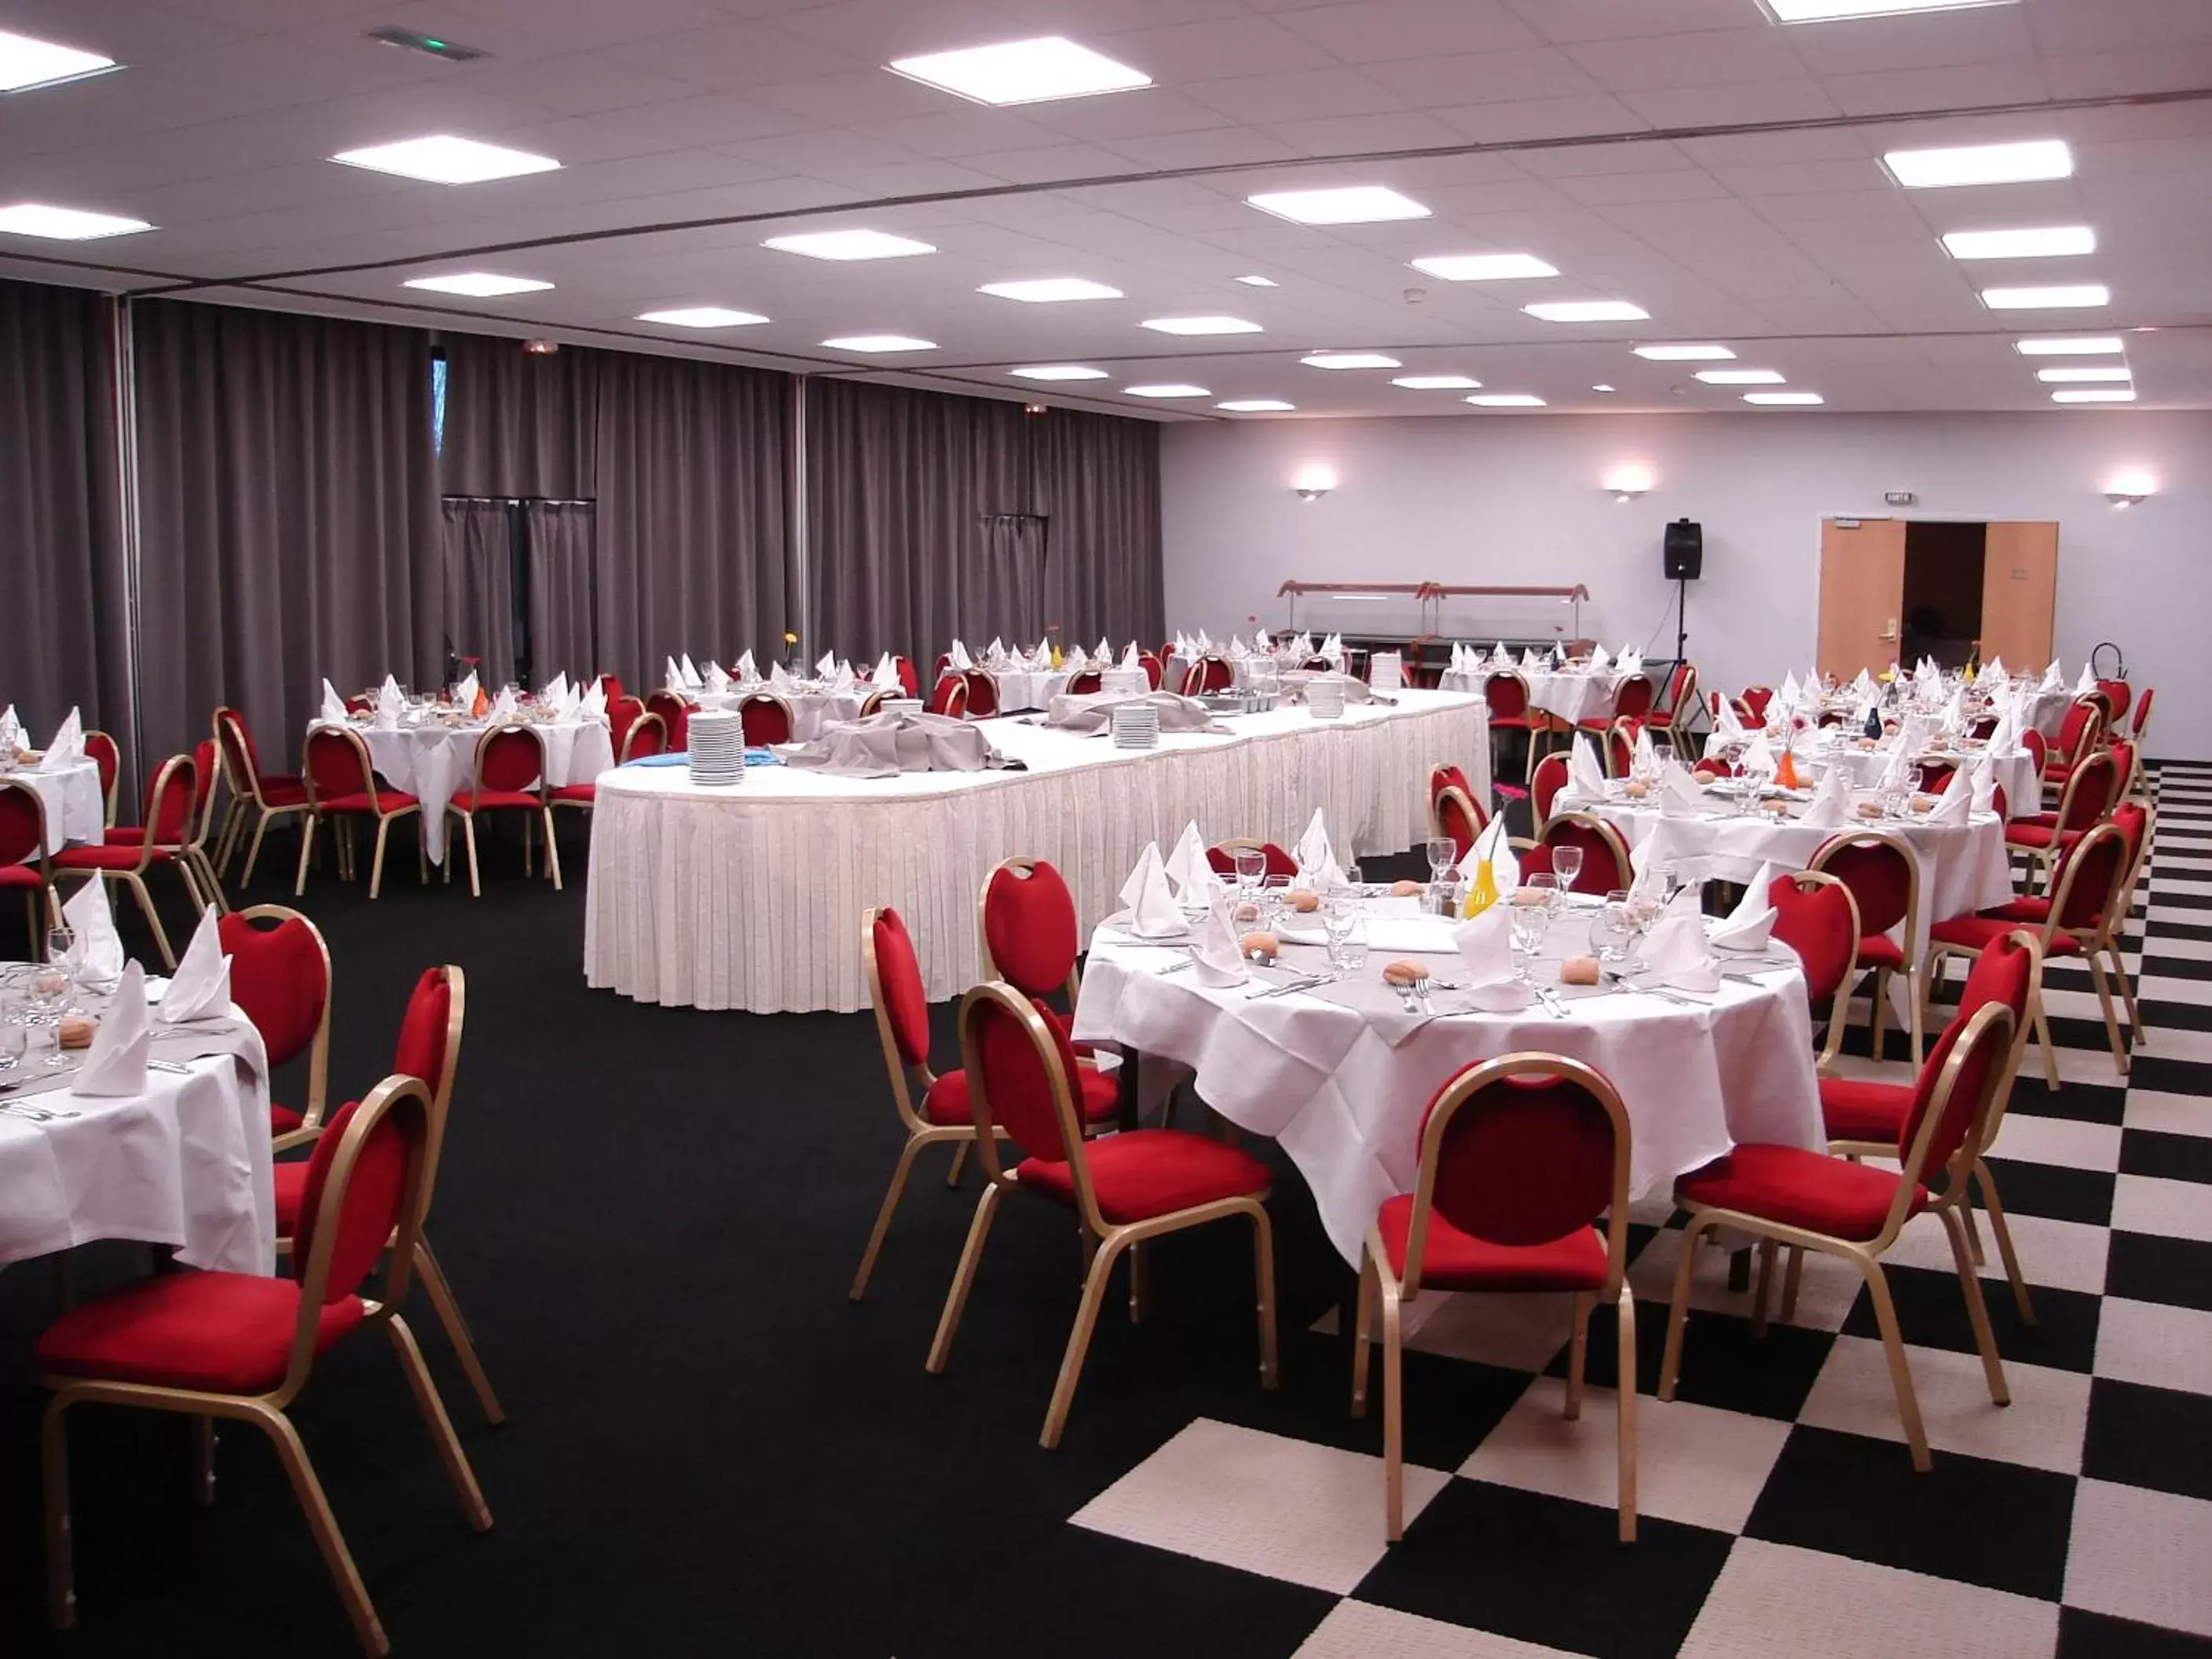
53,753,196,969
295,727,426,901
2017,749,2117,896
444,723,561,899
214,711,311,888
1809,827,1925,1065
233,903,335,1155
1774,870,1862,1076
1429,783,1488,856
1,778,63,957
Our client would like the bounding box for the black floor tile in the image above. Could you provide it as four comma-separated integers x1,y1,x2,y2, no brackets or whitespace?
2128,1056,2212,1098
1613,1299,1838,1422
2060,1606,2212,1657
2003,1076,2129,1126
2107,1232,2212,1312
1841,1263,2102,1373
2120,1130,2212,1186
1979,1158,2116,1227
2082,1377,2212,1503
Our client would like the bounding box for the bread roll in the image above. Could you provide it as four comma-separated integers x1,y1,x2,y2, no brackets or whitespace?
1286,888,1320,914
1390,878,1424,897
1381,960,1431,987
58,1016,96,1049
1560,955,1601,986
1240,930,1280,958
1624,780,1650,799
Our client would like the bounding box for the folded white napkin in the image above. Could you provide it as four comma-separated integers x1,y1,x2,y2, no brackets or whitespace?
1715,696,1745,739
735,650,757,682
1322,633,1343,663
379,675,405,723
1711,862,1777,951
317,680,348,724
540,671,566,704
1522,647,1544,670
64,873,125,984
1878,739,1916,792
1492,640,1510,665
679,654,703,690
1928,768,1974,824
1778,670,1801,714
1634,724,1658,774
1969,758,1998,815
1163,820,1214,904
1097,636,1114,661
580,680,606,718
1119,843,1185,940
1451,904,1532,1009
490,687,518,720
455,671,480,707
1197,628,1214,650
1641,913,1722,994
1853,669,1877,699
1741,732,1774,778
0,704,20,753
2037,661,2062,691
75,960,151,1097
1458,813,1520,890
1293,808,1344,888
812,650,834,679
830,661,855,693
1661,761,1705,819
1590,645,1611,674
158,906,232,1024
705,661,730,694
1619,649,1643,675
1800,765,1852,828
1121,642,1139,668
1292,633,1314,659
950,639,973,671
872,653,898,688
769,661,795,691
1566,734,1608,800
42,708,85,766
1982,655,2005,683
665,657,685,694
1189,886,1250,987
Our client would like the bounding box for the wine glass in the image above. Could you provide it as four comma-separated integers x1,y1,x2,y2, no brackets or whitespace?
0,994,24,1073
46,925,79,1013
1337,914,1370,972
1510,904,1549,983
1426,837,1457,886
1595,892,1635,965
1550,844,1584,895
1233,847,1266,899
1523,871,1561,917
1321,889,1357,969
27,963,69,1068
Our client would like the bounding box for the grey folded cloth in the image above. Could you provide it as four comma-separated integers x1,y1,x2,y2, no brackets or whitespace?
780,711,1013,776
1043,690,1226,734
1278,669,1374,705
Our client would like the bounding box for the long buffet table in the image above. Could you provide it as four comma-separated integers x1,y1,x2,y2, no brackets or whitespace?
583,690,1491,1014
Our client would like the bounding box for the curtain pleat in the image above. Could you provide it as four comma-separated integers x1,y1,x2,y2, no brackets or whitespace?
438,332,599,499
524,500,597,686
441,499,518,687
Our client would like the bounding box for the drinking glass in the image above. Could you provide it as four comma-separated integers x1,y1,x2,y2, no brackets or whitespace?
0,996,24,1073
1595,893,1635,965
1523,872,1562,917
1650,738,1674,773
1549,845,1584,895
27,964,68,1068
46,925,79,1012
1337,914,1370,972
1510,906,1549,981
1321,891,1357,969
1259,874,1292,931
1233,848,1266,898
1426,837,1457,885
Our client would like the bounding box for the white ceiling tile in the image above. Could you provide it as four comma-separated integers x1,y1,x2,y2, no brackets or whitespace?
1618,79,1844,130
1819,62,2051,119
1258,110,1467,156
1269,0,1545,64
1503,0,1760,46
1563,28,1811,94
1433,93,1649,146
1185,67,1413,124
1097,15,1343,81
1362,48,1604,109
1780,5,2038,76
609,23,869,91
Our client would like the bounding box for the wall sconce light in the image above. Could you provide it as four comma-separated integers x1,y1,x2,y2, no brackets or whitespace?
1293,463,1337,502
2104,471,2155,508
1604,464,1654,502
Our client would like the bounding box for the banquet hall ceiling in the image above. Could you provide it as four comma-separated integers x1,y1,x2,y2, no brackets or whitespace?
2,0,2209,419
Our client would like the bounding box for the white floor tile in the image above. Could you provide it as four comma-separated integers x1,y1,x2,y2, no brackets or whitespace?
2123,1090,2212,1138
2131,1027,2212,1066
2139,973,2212,1005
2067,1479,2212,1638
1070,1419,1448,1595
1398,1291,1580,1375
1461,1375,1789,1534
1682,1538,2060,1658
1797,1335,2089,1474
2151,877,2212,900
1881,1207,2109,1296
2110,1173,2212,1243
2145,936,2212,964
1983,1113,2122,1172
1293,1600,1584,1659
2094,1297,2212,1396
1629,1225,1860,1333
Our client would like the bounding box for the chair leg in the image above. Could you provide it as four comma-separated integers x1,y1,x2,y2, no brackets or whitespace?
1565,1291,1593,1419
1657,1215,1712,1401
2110,945,2145,1052
367,819,391,901
463,818,482,899
925,1181,1003,1375
1906,968,1925,1066
1855,1257,1931,1470
245,812,273,888
192,1415,217,1506
412,1237,505,1426
2032,990,2062,1090
252,1403,388,1657
1616,1287,1639,1545
1042,1232,1124,1449
294,816,315,896
1382,1278,1407,1541
1127,1240,1146,1324
522,812,533,879
849,1131,932,1301
42,1397,75,1630
1965,1165,2038,1334
1780,1245,1805,1322
2086,954,2130,1076
541,808,562,892
384,1314,494,1530
944,1141,969,1188
1750,1238,1778,1338
1251,1204,1278,1390
125,874,176,969
1939,1207,2010,1407
1350,1250,1378,1416
1871,968,1891,1056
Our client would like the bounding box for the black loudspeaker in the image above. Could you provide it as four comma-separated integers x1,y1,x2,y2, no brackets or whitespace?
1663,518,1703,581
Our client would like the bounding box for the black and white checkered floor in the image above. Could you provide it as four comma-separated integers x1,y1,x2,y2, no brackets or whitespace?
1040,761,2212,1659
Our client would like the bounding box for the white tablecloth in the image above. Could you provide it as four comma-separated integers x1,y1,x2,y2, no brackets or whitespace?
7,758,104,854
584,690,1492,1015
988,668,1071,712
311,716,614,863
1791,735,2038,819
1441,665,1628,726
696,686,881,742
0,1020,275,1274
1071,913,1822,1265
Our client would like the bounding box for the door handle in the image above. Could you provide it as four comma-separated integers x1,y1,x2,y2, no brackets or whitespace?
1880,617,1899,643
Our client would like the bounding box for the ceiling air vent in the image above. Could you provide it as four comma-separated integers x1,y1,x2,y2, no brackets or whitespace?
364,27,488,63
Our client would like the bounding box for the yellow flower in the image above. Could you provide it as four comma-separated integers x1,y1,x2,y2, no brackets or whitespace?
783,632,798,645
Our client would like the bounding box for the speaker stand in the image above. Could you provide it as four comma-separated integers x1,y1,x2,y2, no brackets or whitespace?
1674,573,1689,665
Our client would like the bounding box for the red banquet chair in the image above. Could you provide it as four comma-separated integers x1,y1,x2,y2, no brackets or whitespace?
891,655,920,698
644,689,692,753
925,983,1278,1448
1066,668,1104,695
2041,697,2104,791
34,1075,492,1656
550,711,666,819
2129,687,2155,747
53,752,199,970
295,727,423,903
445,724,560,899
1520,811,1634,895
849,906,1122,1301
926,675,969,719
221,904,332,1152
606,694,643,757
82,729,120,829
1740,686,1774,722
1431,784,1489,862
269,965,502,1427
1809,829,1925,1064
1207,839,1298,881
737,690,795,747
594,672,625,707
2008,748,2116,893
960,668,1002,719
0,780,61,958
1179,656,1233,696
214,707,310,888
1352,1053,1638,1542
1659,998,2017,1471
1137,651,1164,690
1603,718,1639,779
2095,678,2132,723
1580,672,1654,734
106,737,225,914
1529,751,1570,834
1651,663,1699,750
1768,870,1862,1075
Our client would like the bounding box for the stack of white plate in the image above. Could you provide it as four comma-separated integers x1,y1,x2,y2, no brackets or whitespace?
687,709,746,786
1307,679,1346,720
1368,650,1403,691
1110,702,1160,749
1100,666,1149,698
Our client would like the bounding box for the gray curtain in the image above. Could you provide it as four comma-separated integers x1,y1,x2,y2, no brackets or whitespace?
133,300,442,764
441,498,517,687
593,351,791,683
438,331,598,499
0,280,133,779
808,381,1163,663
524,500,596,686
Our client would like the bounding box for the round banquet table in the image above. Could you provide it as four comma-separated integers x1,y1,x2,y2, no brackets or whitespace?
308,714,613,865
696,684,877,741
584,690,1491,1015
1071,904,1822,1265
4,756,104,853
1788,731,2038,815
1441,665,1632,726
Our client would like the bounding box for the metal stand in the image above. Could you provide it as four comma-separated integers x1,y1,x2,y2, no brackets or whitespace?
1675,574,1690,666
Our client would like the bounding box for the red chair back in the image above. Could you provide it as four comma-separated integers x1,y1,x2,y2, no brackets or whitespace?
1530,752,1569,827
1895,1002,2012,1179
2018,727,2047,786
1604,723,1635,779
0,780,48,868
1741,687,1774,721
595,673,625,706
2130,687,2155,742
1430,764,1473,804
1181,657,1233,695
392,966,458,1104
1539,813,1632,894
2051,823,2126,932
1138,653,1164,690
609,695,643,756
1067,669,1103,695
892,656,919,698
144,753,196,842
620,712,667,762
1658,662,1692,718
85,729,120,811
982,859,1079,999
291,1088,429,1306
927,675,969,718
738,694,793,746
2056,698,2100,764
1207,841,1298,879
867,908,932,1071
2105,741,2136,807
218,907,330,1069
645,690,691,752
304,727,374,803
1811,832,1914,937
2056,751,2116,834
962,988,1082,1162
1613,675,1654,720
1434,786,1487,860
1484,672,1529,722
961,669,1001,718
2096,678,2131,720
1767,872,1859,1005
476,726,544,797
1956,932,2036,1046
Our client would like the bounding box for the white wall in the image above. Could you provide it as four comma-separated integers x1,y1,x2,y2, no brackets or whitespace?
1161,410,2212,760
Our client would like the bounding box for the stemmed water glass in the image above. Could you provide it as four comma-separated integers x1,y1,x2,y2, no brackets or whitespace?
26,961,70,1068
1233,847,1266,903
46,925,79,1013
1549,844,1584,896
1426,836,1456,887
1595,891,1635,967
1509,902,1550,983
1321,887,1358,970
0,994,25,1074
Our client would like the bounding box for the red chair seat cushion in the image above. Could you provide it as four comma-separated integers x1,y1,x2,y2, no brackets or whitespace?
259,781,309,807
1488,715,1533,731
102,826,149,845
1818,1076,1911,1145
273,1157,311,1232
0,865,46,890
1979,895,2052,925
2003,822,2064,849
35,1271,363,1393
1375,1196,1608,1291
1932,916,2080,954
52,844,170,871
922,1065,1119,1129
449,789,541,813
320,791,417,816
549,783,595,804
1016,1130,1270,1224
270,1102,306,1137
1855,934,1904,971
1676,1143,1924,1242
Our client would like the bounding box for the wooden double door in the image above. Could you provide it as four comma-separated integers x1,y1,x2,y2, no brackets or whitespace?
1816,518,2058,681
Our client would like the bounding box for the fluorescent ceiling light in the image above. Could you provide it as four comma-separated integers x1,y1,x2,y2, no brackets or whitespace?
1634,343,1734,361
1140,315,1262,335
1940,225,2095,260
822,334,935,352
1009,365,1108,381
2013,335,2123,355
764,229,935,261
978,277,1122,302
1763,0,2018,19
887,37,1149,106
1694,368,1786,384
635,307,767,328
2035,365,2130,383
1392,375,1481,390
403,273,552,296
1744,391,1825,405
2052,388,2135,403
1233,274,1277,287
1246,185,1429,225
331,134,559,185
1883,138,2071,189
1592,384,1617,393
0,28,115,92
0,202,150,240
1467,394,1544,407
1408,252,1558,281
1525,300,1648,323
1124,383,1210,398
1301,352,1400,370
1981,284,2109,309
1218,399,1295,412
